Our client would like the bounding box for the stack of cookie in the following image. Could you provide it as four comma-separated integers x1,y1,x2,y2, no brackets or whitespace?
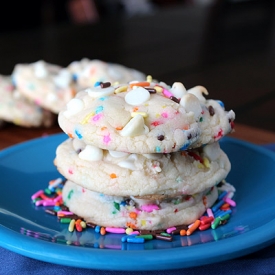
0,59,145,127
54,80,235,230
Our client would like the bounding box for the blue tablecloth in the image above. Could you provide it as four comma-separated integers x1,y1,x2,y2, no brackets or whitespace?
1,144,275,275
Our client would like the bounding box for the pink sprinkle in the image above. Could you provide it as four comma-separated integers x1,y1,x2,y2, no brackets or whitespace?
31,190,44,200
105,227,126,234
57,211,74,215
53,195,62,203
43,201,56,206
103,134,111,144
68,168,73,174
223,197,236,207
162,88,173,98
207,208,214,218
35,200,46,206
141,204,160,213
92,113,102,122
166,227,176,234
161,112,168,118
130,231,140,235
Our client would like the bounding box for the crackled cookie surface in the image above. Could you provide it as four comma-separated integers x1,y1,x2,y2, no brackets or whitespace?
58,81,235,153
54,138,231,196
0,75,54,127
62,180,219,230
68,59,146,89
12,60,76,114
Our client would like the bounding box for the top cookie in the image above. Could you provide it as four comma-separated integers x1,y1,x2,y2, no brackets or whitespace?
58,81,235,153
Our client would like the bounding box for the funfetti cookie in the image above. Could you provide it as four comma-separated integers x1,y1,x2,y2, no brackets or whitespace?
0,75,55,127
58,81,235,154
62,180,220,230
68,58,146,89
11,60,76,114
54,138,231,197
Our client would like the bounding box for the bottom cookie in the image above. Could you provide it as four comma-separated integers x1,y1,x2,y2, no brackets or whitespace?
62,180,234,230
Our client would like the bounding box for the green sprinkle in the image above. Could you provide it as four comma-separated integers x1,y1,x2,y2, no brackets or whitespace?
67,189,74,200
136,234,153,240
44,188,52,195
160,232,171,237
60,218,72,224
113,202,120,211
220,213,231,221
211,217,221,229
199,117,203,122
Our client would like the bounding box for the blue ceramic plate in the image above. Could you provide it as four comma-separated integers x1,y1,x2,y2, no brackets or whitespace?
0,134,275,270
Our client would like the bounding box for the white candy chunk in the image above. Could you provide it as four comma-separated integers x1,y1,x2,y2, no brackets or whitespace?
63,98,84,118
125,87,150,106
118,154,138,170
78,145,103,161
54,69,72,88
120,114,148,137
187,86,208,102
87,86,115,98
72,139,86,152
170,82,187,98
33,61,48,78
180,94,202,119
109,150,129,158
203,142,220,161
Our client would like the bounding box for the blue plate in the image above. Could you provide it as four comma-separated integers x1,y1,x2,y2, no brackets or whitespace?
0,134,275,270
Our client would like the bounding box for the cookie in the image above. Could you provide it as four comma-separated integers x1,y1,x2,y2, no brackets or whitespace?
62,180,219,230
58,81,235,153
12,60,76,114
54,138,231,196
68,58,146,89
0,75,55,127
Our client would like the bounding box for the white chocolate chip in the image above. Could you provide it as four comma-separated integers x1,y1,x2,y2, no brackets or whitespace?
202,142,220,161
118,154,138,170
170,82,187,98
180,94,202,119
120,114,148,137
125,87,150,106
33,61,48,78
87,86,115,98
63,98,84,118
109,150,129,158
78,145,103,161
187,86,208,102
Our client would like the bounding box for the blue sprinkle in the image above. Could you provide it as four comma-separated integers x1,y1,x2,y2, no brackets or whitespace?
75,129,83,139
180,142,190,151
218,191,228,200
95,106,104,114
155,146,161,153
99,97,107,101
72,73,78,81
127,237,145,243
217,100,224,108
95,226,101,233
94,81,101,87
212,200,225,213
121,236,128,242
120,201,127,206
219,209,232,218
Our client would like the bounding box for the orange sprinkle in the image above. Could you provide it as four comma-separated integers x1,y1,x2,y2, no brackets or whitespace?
187,220,201,236
132,107,139,112
183,125,189,130
129,212,137,219
101,127,107,131
129,81,150,88
203,196,207,207
100,227,106,235
110,173,117,179
68,133,73,138
126,222,137,229
180,229,186,236
116,126,123,130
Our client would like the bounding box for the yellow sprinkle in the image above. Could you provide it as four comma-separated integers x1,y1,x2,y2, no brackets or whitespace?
154,86,163,93
80,221,86,228
203,157,210,168
155,113,161,118
113,81,120,86
114,85,128,94
141,220,146,226
197,163,204,169
68,219,76,232
146,75,153,82
131,112,148,118
126,227,133,235
81,112,94,124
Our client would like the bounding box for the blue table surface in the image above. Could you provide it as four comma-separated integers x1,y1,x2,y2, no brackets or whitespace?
1,144,275,275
